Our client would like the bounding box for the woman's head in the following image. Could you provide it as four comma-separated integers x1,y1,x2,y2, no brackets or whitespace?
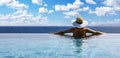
72,16,88,28
76,17,83,24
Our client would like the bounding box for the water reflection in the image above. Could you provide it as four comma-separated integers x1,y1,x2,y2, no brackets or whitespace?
57,35,84,54
54,34,91,57
73,39,83,54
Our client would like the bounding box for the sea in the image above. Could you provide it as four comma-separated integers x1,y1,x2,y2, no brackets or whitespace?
0,26,120,33
0,26,120,58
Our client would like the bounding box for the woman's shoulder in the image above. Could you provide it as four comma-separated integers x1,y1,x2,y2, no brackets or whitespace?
71,27,87,30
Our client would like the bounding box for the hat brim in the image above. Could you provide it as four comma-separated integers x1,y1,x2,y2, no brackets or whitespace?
72,20,88,28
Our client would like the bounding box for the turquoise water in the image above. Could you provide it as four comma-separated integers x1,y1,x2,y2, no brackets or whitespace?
0,33,120,58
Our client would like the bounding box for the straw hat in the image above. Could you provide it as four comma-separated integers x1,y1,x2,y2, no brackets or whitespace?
72,17,88,28
76,17,83,24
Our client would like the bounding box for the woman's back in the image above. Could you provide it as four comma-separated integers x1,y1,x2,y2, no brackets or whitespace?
54,27,102,38
72,28,86,38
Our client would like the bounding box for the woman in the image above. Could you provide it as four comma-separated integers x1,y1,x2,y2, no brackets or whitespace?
54,17,103,38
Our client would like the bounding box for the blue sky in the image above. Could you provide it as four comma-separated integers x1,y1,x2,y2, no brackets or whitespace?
0,0,120,26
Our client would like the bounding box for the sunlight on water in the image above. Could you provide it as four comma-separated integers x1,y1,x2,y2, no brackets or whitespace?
0,33,120,58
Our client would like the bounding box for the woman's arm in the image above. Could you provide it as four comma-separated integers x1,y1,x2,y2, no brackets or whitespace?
54,28,74,35
86,28,103,35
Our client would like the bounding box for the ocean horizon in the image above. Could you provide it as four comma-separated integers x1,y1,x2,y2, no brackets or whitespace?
0,26,120,33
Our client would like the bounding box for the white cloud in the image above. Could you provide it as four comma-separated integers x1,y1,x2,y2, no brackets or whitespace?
49,10,54,13
55,5,69,11
115,7,120,11
105,19,120,26
39,7,53,14
55,0,83,11
0,0,50,26
43,4,48,7
0,10,48,26
0,0,28,10
103,0,120,11
54,0,84,18
86,0,96,4
63,10,79,18
82,6,90,11
77,0,120,17
32,0,42,5
89,19,120,26
103,0,120,7
88,0,120,16
6,0,28,10
89,7,115,16
39,7,48,13
90,21,106,26
68,0,83,9
0,0,11,5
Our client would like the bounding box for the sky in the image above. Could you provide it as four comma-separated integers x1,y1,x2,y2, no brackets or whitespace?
0,0,120,26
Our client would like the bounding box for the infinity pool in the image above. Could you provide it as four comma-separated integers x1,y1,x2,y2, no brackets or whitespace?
0,33,120,58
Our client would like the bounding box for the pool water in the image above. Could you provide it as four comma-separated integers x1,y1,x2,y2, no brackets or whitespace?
0,33,120,58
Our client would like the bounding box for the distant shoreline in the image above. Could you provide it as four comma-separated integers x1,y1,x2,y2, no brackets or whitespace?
0,26,120,33
0,25,118,27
